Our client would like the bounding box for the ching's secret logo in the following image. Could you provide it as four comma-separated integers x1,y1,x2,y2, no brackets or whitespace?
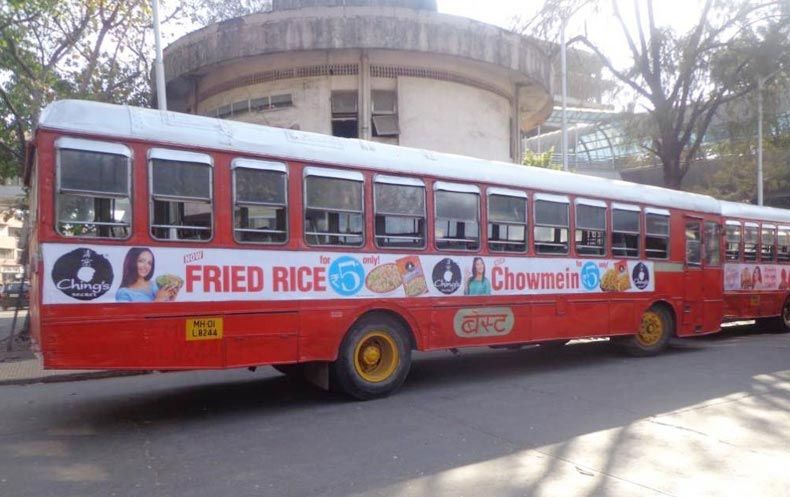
51,248,114,300
432,258,461,295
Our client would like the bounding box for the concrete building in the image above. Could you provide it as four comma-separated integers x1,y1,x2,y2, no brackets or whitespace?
0,214,24,284
162,0,559,163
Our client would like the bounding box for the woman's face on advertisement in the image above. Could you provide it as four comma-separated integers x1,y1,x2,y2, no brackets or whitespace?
136,251,153,279
474,258,484,276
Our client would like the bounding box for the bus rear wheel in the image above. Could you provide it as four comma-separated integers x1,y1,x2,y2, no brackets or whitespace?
619,305,673,357
331,315,411,400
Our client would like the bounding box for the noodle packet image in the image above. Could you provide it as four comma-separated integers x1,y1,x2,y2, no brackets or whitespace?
365,263,404,294
396,255,428,297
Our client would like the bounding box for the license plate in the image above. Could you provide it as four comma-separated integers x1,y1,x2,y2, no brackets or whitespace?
185,317,223,341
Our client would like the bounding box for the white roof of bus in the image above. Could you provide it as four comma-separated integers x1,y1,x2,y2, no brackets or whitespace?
719,200,790,224
38,100,723,214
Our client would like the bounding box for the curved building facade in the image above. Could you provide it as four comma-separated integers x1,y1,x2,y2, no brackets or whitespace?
162,0,554,162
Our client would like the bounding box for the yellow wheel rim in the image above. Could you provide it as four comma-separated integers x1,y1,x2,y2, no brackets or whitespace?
637,311,664,347
353,331,399,383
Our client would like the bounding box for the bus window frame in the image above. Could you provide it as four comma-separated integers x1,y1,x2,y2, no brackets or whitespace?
303,166,365,248
574,197,607,257
725,220,743,262
148,148,215,243
611,203,641,259
533,193,570,256
231,158,289,246
644,207,670,260
433,181,481,252
487,187,528,254
55,137,133,240
761,223,777,262
743,222,759,262
373,174,427,251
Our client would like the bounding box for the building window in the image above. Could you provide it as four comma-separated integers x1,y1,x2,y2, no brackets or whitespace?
150,149,213,241
612,205,640,258
55,138,131,239
374,176,425,249
575,199,606,256
744,224,758,262
645,210,670,259
488,190,527,253
371,90,399,137
331,91,358,138
0,249,15,259
725,222,742,261
304,168,364,247
233,159,287,244
761,225,776,261
534,196,569,255
231,100,249,115
270,94,293,109
435,183,480,251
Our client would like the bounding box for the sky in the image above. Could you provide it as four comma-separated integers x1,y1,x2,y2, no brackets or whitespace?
436,0,705,70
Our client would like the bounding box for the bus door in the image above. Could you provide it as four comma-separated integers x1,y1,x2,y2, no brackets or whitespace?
683,218,705,332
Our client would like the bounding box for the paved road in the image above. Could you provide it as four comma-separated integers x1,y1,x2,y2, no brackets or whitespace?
0,327,788,497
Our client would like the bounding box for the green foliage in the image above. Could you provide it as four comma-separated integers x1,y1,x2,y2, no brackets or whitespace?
522,147,561,169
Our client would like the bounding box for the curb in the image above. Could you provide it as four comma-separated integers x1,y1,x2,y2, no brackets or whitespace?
0,369,150,387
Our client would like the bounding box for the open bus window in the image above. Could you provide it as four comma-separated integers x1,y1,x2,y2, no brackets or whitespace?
761,225,776,261
685,222,702,266
534,196,569,255
612,206,640,258
149,150,213,241
725,222,742,261
435,183,480,251
488,190,527,253
645,210,670,259
233,160,287,244
575,199,605,256
374,176,425,249
779,229,790,262
704,222,721,266
304,170,364,247
744,224,758,262
55,139,131,238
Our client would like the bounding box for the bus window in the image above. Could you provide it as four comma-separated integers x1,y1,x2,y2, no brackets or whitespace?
488,188,527,253
304,167,364,247
574,199,605,256
55,138,131,238
761,225,776,261
434,182,480,251
232,159,287,244
725,221,742,261
374,175,425,249
704,222,721,266
534,194,569,255
149,149,213,241
612,204,640,258
744,224,758,262
686,221,702,266
645,209,670,259
779,228,790,262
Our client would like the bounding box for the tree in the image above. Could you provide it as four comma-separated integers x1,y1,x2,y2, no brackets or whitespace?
183,0,272,26
526,0,790,189
522,147,560,169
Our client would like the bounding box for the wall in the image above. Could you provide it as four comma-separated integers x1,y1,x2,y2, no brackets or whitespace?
398,77,512,162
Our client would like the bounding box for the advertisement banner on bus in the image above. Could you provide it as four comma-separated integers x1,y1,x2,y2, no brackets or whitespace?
723,263,790,291
42,243,655,305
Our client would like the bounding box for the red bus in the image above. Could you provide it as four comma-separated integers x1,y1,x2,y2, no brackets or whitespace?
26,100,740,399
721,201,790,330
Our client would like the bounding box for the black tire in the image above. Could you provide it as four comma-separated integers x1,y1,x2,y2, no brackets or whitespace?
618,305,673,357
330,314,411,400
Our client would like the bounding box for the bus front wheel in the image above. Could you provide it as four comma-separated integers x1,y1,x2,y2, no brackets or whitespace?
331,315,411,400
758,298,790,334
618,305,673,357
